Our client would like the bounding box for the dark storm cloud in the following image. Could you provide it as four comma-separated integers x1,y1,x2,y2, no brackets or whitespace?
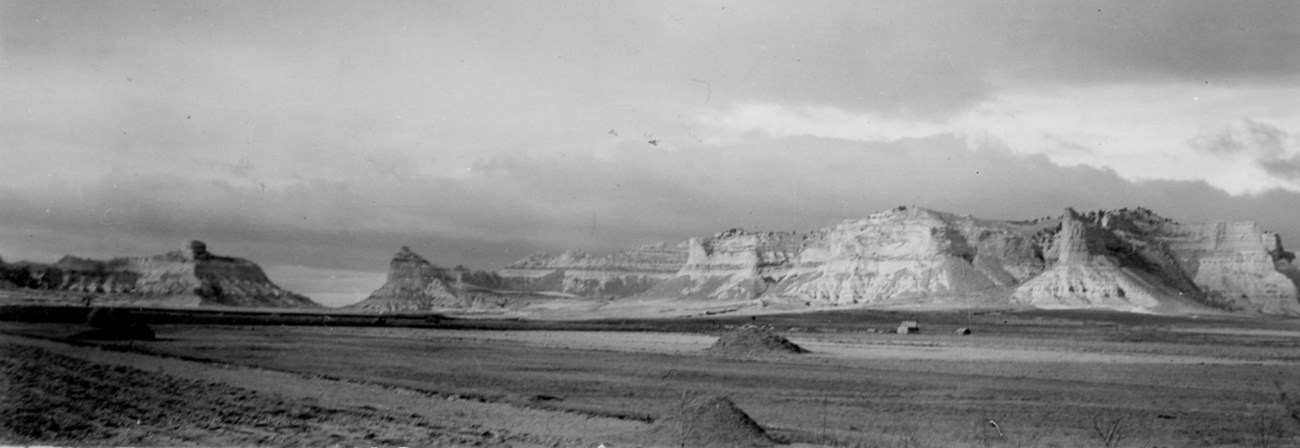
647,0,1300,116
1191,120,1300,183
985,0,1300,82
1261,157,1300,182
1191,120,1289,156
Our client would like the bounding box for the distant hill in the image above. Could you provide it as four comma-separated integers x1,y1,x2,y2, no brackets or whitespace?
636,206,1299,315
350,206,1300,316
0,240,319,308
496,242,688,299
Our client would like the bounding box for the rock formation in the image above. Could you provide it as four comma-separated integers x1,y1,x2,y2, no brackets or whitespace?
496,242,687,298
1011,209,1208,313
633,206,1300,315
641,229,803,301
1010,208,1300,314
0,241,317,308
347,246,463,312
347,246,528,312
1141,212,1300,313
643,207,1051,307
775,208,1047,306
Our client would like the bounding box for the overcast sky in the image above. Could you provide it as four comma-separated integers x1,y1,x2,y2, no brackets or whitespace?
3,1,1299,306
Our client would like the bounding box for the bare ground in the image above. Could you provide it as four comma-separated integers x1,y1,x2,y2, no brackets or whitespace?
0,334,643,447
6,311,1300,447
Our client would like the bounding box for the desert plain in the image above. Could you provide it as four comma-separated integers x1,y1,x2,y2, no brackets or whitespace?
6,305,1300,447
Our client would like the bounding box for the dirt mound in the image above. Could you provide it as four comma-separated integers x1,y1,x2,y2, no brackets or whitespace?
646,393,773,447
706,325,807,358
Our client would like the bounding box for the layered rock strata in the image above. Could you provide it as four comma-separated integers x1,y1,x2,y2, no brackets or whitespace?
1010,209,1208,312
641,229,803,301
496,242,687,298
347,247,462,312
637,206,1300,315
347,247,521,312
644,208,1053,307
0,241,317,308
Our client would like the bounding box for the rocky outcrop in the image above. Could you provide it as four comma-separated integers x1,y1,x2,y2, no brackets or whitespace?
347,246,529,312
1,241,317,308
636,206,1300,315
643,208,1052,307
1154,216,1300,313
641,229,802,301
347,247,462,312
496,242,687,298
774,208,1046,307
1010,209,1208,313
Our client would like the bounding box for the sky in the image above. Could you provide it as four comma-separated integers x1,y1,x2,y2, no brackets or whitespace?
2,1,1299,306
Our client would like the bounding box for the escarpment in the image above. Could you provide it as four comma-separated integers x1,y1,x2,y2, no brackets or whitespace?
347,246,530,312
640,229,803,301
1010,209,1209,313
774,208,1047,307
496,242,688,298
7,206,1296,316
347,246,465,312
642,207,1054,308
1157,219,1300,314
0,241,317,308
632,206,1300,315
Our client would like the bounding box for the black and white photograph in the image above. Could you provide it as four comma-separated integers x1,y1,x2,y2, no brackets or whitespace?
3,1,1300,446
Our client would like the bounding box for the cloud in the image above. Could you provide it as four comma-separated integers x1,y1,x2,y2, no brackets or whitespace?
1191,120,1300,183
1261,157,1300,182
700,82,1300,194
1191,120,1291,156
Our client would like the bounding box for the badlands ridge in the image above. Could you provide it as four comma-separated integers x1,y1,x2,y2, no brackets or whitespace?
4,207,1300,316
354,206,1300,316
0,241,315,308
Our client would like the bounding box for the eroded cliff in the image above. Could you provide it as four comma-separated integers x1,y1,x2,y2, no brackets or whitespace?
347,246,535,312
496,242,688,298
634,206,1300,315
346,246,462,312
0,241,317,308
1010,209,1209,313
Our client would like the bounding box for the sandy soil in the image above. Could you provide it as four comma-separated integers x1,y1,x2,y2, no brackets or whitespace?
7,313,1300,447
0,333,644,447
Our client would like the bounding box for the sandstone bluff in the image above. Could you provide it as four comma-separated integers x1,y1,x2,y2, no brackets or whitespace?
367,206,1300,316
0,241,317,308
346,246,500,312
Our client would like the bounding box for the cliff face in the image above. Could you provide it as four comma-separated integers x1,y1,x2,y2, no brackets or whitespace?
0,241,317,308
636,206,1300,315
347,246,528,312
777,208,1047,306
641,229,802,301
643,208,1052,306
346,247,461,312
1157,220,1300,314
1010,209,1209,313
496,242,688,298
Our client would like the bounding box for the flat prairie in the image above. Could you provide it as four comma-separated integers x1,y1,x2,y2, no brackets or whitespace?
5,308,1300,447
